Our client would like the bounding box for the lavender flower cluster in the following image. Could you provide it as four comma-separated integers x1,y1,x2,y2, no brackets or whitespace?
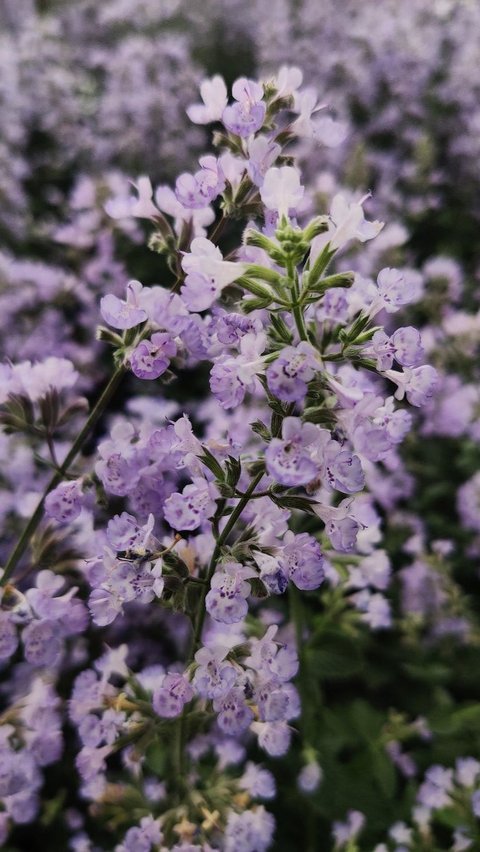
1,13,480,851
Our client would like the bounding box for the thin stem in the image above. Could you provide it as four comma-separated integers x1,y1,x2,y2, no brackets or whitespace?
287,258,309,342
190,469,265,655
233,488,272,499
174,469,265,783
289,584,318,851
46,432,60,470
1,365,127,585
292,303,309,342
208,213,228,246
289,584,307,738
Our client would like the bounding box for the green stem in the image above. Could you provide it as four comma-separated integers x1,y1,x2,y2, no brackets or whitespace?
190,468,265,655
289,584,307,737
208,213,228,246
1,365,127,585
293,303,309,342
287,258,309,342
233,488,272,499
289,584,318,851
174,469,265,784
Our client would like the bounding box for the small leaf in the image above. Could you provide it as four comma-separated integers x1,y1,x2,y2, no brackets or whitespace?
251,419,271,441
270,494,318,514
308,631,363,679
250,577,269,599
198,447,225,481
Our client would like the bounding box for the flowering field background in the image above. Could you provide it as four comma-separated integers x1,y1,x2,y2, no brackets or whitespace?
1,1,480,850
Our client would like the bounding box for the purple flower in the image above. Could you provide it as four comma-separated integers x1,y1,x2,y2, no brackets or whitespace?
88,560,137,626
205,562,256,624
366,327,424,371
210,332,266,409
75,745,111,784
155,185,215,238
0,748,40,799
455,758,480,789
88,550,164,626
245,626,298,682
181,238,246,312
192,646,237,699
332,811,365,846
266,342,317,403
298,761,323,793
417,765,454,809
260,166,304,219
239,762,276,799
265,417,319,486
106,176,160,220
106,512,156,555
214,310,263,346
255,552,289,595
374,267,419,314
224,806,275,852
472,790,480,818
26,570,75,620
251,720,292,756
95,452,139,497
326,516,360,552
22,620,61,667
175,156,225,209
323,444,365,494
256,681,292,722
457,472,480,533
0,614,18,661
130,333,176,380
391,327,424,367
153,673,194,718
222,78,266,137
403,366,439,407
44,479,84,524
117,817,163,852
347,551,391,592
187,75,228,124
366,330,396,371
370,397,412,446
280,531,325,591
78,715,104,749
350,590,392,630
164,478,219,531
385,365,439,407
310,193,383,257
247,136,281,187
214,687,254,735
292,89,346,146
314,498,360,552
100,280,147,329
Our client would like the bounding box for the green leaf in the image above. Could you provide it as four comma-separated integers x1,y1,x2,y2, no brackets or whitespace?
308,631,363,679
162,551,190,579
250,577,269,598
145,741,166,775
251,419,271,441
225,455,242,488
271,494,318,514
369,746,396,799
435,806,465,829
198,447,225,481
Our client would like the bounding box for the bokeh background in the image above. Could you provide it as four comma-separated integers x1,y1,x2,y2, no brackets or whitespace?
1,0,480,849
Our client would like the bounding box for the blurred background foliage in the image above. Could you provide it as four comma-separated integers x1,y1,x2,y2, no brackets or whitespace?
1,0,480,849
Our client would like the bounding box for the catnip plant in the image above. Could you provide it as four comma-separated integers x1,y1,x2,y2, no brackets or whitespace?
0,68,443,851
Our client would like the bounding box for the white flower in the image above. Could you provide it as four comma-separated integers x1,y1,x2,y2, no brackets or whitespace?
311,193,384,259
260,166,304,219
187,75,228,124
